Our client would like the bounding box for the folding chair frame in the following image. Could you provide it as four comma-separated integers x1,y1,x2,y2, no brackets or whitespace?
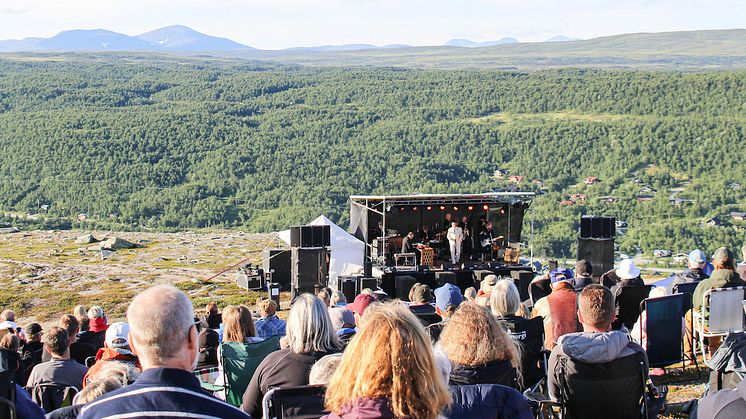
693,287,746,361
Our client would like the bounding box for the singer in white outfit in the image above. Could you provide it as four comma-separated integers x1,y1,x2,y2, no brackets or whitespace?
446,221,463,264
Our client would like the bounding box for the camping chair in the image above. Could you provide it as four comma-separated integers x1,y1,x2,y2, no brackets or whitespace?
526,351,648,419
639,293,696,371
612,285,653,330
221,336,281,407
693,287,746,360
27,383,77,413
672,282,699,298
261,385,328,419
0,370,16,419
516,316,547,392
84,356,96,368
415,312,442,328
193,366,221,392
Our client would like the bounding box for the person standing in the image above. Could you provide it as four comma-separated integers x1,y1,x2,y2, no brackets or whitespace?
447,221,463,265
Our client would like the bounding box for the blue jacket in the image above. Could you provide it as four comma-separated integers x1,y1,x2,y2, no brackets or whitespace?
443,384,533,419
77,367,249,419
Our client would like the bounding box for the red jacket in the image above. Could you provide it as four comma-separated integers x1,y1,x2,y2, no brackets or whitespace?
82,347,139,388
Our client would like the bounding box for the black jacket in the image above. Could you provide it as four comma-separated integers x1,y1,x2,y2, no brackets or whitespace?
443,384,533,419
449,359,518,389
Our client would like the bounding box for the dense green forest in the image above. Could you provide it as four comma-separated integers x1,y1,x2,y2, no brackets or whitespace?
0,54,744,257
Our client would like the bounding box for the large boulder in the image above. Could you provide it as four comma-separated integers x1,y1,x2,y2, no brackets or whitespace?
100,237,136,250
75,234,99,244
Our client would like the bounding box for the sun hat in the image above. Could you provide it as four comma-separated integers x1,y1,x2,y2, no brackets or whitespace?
616,259,641,280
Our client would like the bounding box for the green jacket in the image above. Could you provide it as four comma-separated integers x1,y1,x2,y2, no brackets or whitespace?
692,269,745,320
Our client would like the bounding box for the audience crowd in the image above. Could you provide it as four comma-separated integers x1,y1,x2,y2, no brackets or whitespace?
1,243,745,418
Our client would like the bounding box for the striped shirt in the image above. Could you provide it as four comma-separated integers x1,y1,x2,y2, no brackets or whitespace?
78,367,250,419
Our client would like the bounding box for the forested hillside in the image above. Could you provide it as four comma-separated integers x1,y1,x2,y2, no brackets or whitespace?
0,55,744,257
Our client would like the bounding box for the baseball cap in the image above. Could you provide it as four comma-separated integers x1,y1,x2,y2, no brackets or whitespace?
575,259,593,277
25,323,42,335
348,294,376,316
434,283,463,313
687,249,707,264
105,322,131,351
550,268,574,283
712,247,735,263
328,307,356,330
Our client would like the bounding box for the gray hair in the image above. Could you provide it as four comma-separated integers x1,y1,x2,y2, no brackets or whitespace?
126,285,194,365
464,287,477,302
74,377,124,405
286,294,340,354
91,360,140,385
309,353,343,385
330,290,346,306
88,306,105,319
432,349,452,386
490,279,521,317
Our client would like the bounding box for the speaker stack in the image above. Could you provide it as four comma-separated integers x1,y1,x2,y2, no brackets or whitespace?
577,216,615,280
289,225,331,298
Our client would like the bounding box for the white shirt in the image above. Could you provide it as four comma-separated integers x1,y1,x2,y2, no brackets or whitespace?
447,226,463,243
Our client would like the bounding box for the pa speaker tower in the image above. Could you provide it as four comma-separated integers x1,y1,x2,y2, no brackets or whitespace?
577,215,615,279
291,247,329,298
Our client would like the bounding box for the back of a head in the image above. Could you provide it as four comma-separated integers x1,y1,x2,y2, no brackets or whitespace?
257,298,277,317
222,305,256,343
464,287,477,302
44,327,70,357
0,333,20,352
325,302,451,419
60,314,80,337
0,309,14,322
73,305,88,320
438,302,520,369
79,316,91,332
410,284,432,304
88,306,105,319
578,284,615,330
330,290,346,307
309,353,343,385
90,360,141,385
318,287,333,307
126,285,193,365
286,293,339,354
713,247,736,270
75,377,125,405
206,302,218,316
490,279,521,317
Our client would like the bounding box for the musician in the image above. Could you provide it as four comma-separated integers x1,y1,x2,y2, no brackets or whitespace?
446,221,463,265
460,216,472,258
443,213,453,233
401,231,416,253
419,225,431,242
479,222,495,261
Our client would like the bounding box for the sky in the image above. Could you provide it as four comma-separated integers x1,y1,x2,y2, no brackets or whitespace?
0,0,744,49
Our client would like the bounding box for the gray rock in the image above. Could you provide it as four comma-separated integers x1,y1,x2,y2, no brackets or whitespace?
100,237,136,250
75,234,99,244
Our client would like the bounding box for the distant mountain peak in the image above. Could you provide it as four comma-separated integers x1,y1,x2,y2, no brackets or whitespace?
444,38,519,47
136,25,252,51
545,35,582,43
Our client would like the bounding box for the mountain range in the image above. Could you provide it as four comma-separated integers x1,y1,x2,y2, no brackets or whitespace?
0,25,583,52
0,25,252,52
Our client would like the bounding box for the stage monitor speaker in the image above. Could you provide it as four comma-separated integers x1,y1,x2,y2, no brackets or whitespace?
263,249,292,291
510,270,534,302
435,271,457,287
580,216,616,239
473,270,494,284
577,237,615,279
291,247,329,298
336,275,358,303
395,275,418,301
360,277,378,292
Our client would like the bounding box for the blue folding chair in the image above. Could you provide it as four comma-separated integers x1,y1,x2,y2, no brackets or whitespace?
640,294,691,370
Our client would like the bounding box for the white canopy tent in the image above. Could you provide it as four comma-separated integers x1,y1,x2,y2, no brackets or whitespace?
278,215,365,284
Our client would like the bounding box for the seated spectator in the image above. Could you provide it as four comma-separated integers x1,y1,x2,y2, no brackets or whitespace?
206,301,222,330
85,306,108,351
491,279,544,389
77,285,249,418
476,275,497,306
464,287,477,303
197,318,219,370
328,304,356,346
20,322,44,386
601,259,645,291
254,299,286,339
408,283,436,315
438,302,521,388
242,293,341,418
737,243,746,281
309,353,343,385
0,332,21,382
329,290,346,307
696,378,746,418
27,326,88,391
434,283,464,320
82,322,139,387
323,302,451,418
76,316,102,352
0,309,18,333
532,268,581,350
348,293,376,326
61,314,97,366
318,287,333,308
668,249,710,293
573,259,594,291
685,247,746,359
0,348,45,418
48,360,140,419
73,305,88,320
548,285,648,400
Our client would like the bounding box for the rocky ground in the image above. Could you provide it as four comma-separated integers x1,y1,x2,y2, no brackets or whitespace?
0,229,283,328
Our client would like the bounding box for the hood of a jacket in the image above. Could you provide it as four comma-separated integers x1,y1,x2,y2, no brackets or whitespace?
556,330,635,364
89,317,109,333
335,397,395,418
450,358,514,382
95,347,136,361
